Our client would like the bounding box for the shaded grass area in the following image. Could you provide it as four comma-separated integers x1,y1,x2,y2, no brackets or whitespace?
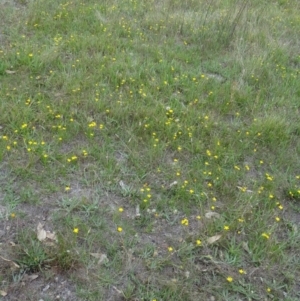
1,0,300,300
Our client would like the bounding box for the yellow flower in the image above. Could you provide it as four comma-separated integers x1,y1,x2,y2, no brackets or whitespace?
168,247,173,252
275,217,280,222
239,269,246,274
65,186,71,191
224,225,230,231
196,240,202,246
10,213,16,218
73,228,79,234
117,227,123,232
181,218,189,226
226,276,233,283
261,233,270,239
118,207,124,212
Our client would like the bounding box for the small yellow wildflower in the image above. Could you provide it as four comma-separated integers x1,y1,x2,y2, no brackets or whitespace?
73,228,79,234
261,233,270,239
224,225,230,231
168,247,173,252
10,213,16,218
275,217,280,222
196,240,202,246
239,269,246,274
226,276,233,283
117,227,123,232
265,173,273,181
118,207,124,212
65,186,71,191
196,215,201,220
266,287,271,293
181,218,189,226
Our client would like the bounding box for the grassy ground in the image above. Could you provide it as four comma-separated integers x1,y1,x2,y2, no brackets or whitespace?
0,0,300,300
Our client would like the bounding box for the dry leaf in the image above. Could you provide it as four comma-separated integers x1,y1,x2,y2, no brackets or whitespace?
37,223,47,241
0,290,7,296
242,241,251,254
90,253,109,265
23,274,39,282
169,181,178,187
46,231,57,241
207,234,221,245
205,212,221,219
5,70,16,74
135,204,141,218
0,255,20,268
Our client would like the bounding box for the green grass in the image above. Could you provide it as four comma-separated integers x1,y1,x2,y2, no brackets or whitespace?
1,0,300,300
